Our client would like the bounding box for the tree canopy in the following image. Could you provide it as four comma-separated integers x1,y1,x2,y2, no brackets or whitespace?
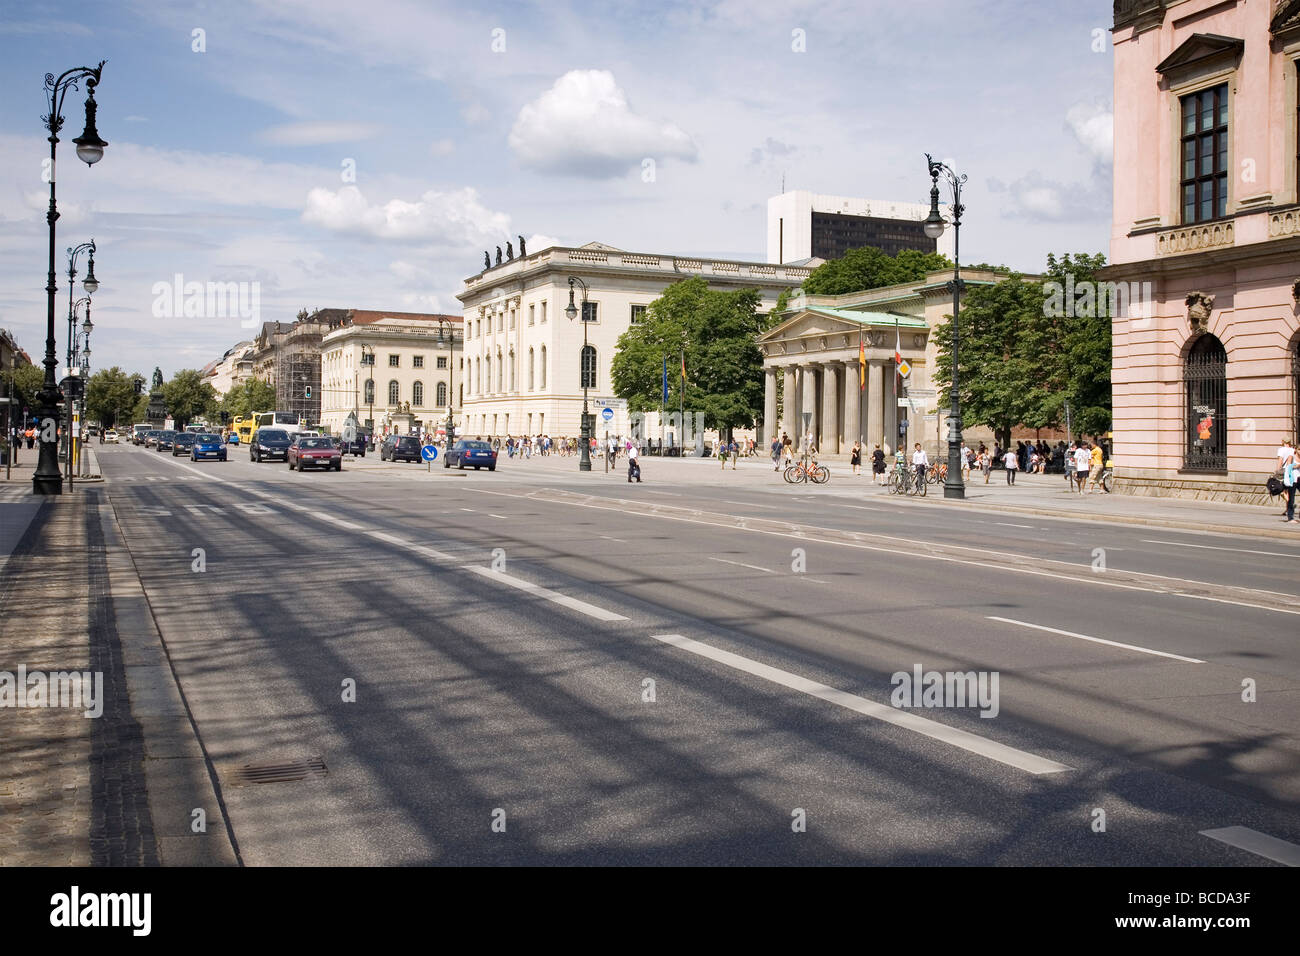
219,377,276,420
85,367,142,429
932,251,1112,448
160,369,218,427
801,247,952,296
611,277,766,436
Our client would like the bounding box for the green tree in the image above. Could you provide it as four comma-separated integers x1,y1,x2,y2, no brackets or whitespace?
219,377,276,420
611,277,766,437
801,247,952,296
932,252,1113,449
85,367,141,429
2,362,46,411
160,369,217,427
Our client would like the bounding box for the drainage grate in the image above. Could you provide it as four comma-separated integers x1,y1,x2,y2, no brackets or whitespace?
224,756,327,786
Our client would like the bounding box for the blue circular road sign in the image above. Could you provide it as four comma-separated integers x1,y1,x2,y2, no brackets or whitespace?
601,407,614,422
421,445,438,461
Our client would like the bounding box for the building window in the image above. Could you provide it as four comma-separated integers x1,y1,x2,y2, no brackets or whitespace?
388,380,400,405
582,301,598,323
1183,334,1227,473
497,354,504,391
539,345,547,388
413,355,424,369
498,314,504,333
388,354,400,367
361,351,375,366
510,309,516,330
364,380,374,404
509,349,516,391
436,356,447,369
528,348,535,391
1180,83,1228,224
437,381,447,406
529,304,535,326
541,300,547,323
630,304,647,324
413,381,424,406
581,345,597,389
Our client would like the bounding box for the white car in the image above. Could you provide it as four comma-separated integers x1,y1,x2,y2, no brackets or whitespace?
104,429,119,443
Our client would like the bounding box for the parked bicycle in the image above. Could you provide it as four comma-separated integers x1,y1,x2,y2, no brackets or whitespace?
783,457,830,484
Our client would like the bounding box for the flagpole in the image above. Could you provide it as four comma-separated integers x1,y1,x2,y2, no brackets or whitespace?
858,326,864,447
660,354,666,455
680,348,685,457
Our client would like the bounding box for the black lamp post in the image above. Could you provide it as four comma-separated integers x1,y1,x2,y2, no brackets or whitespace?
923,153,967,500
363,344,374,446
34,61,106,495
437,318,457,448
565,275,592,472
64,242,96,487
74,306,92,478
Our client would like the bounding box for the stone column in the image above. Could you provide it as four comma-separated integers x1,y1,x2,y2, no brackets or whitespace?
842,360,861,452
762,367,778,446
884,362,898,456
867,360,884,451
819,363,839,454
781,366,797,442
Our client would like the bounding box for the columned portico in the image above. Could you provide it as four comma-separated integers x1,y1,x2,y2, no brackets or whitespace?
867,359,884,451
819,362,839,454
781,366,797,441
762,367,778,446
801,364,818,449
841,360,860,451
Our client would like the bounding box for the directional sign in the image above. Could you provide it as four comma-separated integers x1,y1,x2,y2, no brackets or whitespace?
908,387,937,398
421,445,438,462
601,407,614,422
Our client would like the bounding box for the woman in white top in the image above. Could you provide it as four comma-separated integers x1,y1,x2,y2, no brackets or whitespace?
1002,448,1018,484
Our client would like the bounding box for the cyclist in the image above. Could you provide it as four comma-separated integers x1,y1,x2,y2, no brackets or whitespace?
911,442,929,485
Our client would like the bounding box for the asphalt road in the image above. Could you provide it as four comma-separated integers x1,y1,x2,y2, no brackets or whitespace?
95,442,1300,865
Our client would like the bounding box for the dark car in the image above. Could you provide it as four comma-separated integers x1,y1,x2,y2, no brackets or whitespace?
380,434,422,463
171,433,197,456
445,439,497,471
191,433,227,462
155,430,178,452
250,428,292,462
143,430,162,448
288,435,342,472
339,432,368,457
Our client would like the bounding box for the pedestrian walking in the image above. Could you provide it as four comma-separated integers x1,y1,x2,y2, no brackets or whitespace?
912,442,929,484
960,442,972,481
979,444,992,484
770,435,783,471
850,440,862,476
627,441,642,482
1002,447,1018,484
782,432,793,467
1086,440,1105,494
1277,439,1297,522
1073,442,1091,494
871,444,886,483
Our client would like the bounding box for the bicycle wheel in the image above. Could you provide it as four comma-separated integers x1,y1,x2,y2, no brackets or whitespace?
784,465,805,483
811,465,830,484
1101,471,1113,494
917,473,927,496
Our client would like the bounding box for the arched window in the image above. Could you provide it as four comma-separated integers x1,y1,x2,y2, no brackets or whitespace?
509,349,515,391
529,348,535,391
540,346,547,389
388,380,400,405
364,380,374,404
497,354,504,391
436,381,447,406
412,381,424,406
475,357,481,394
581,345,597,390
1184,333,1226,472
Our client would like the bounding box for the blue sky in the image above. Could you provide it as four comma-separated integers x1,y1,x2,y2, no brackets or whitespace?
0,0,1115,379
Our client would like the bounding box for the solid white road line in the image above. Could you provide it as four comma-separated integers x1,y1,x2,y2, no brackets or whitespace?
708,557,776,574
996,522,1033,529
652,633,1071,775
721,499,779,509
986,616,1205,664
1140,539,1300,558
467,566,629,622
599,535,628,542
1199,826,1300,866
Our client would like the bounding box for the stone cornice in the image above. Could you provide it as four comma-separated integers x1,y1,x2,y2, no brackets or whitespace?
1100,233,1300,280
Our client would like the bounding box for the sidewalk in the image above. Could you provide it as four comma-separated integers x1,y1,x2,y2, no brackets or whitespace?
480,450,1299,540
0,456,236,866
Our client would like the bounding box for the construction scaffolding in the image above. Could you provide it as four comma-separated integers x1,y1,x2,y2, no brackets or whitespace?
276,328,322,426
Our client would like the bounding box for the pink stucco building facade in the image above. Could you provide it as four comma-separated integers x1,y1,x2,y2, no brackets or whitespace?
1106,0,1300,501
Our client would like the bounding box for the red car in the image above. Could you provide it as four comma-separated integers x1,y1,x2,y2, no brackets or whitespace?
288,435,342,471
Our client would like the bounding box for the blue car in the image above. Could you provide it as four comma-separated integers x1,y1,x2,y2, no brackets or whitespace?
445,439,497,471
191,433,228,462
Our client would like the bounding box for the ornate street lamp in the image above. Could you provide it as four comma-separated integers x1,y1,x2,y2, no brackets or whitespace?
565,275,592,472
34,61,106,495
436,318,457,449
64,243,96,486
923,153,967,500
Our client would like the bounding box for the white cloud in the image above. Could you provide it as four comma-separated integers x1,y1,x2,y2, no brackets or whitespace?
301,184,510,244
260,121,385,146
1066,103,1113,166
509,70,697,178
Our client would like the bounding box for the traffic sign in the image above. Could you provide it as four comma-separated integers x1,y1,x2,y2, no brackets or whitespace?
898,359,912,378
420,445,438,461
601,407,614,422
908,388,937,398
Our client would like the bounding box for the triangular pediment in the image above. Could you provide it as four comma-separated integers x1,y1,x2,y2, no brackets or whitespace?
1156,33,1243,74
760,310,862,343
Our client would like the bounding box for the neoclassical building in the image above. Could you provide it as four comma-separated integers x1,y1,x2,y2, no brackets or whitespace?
456,242,811,438
760,269,1020,455
1105,0,1300,501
